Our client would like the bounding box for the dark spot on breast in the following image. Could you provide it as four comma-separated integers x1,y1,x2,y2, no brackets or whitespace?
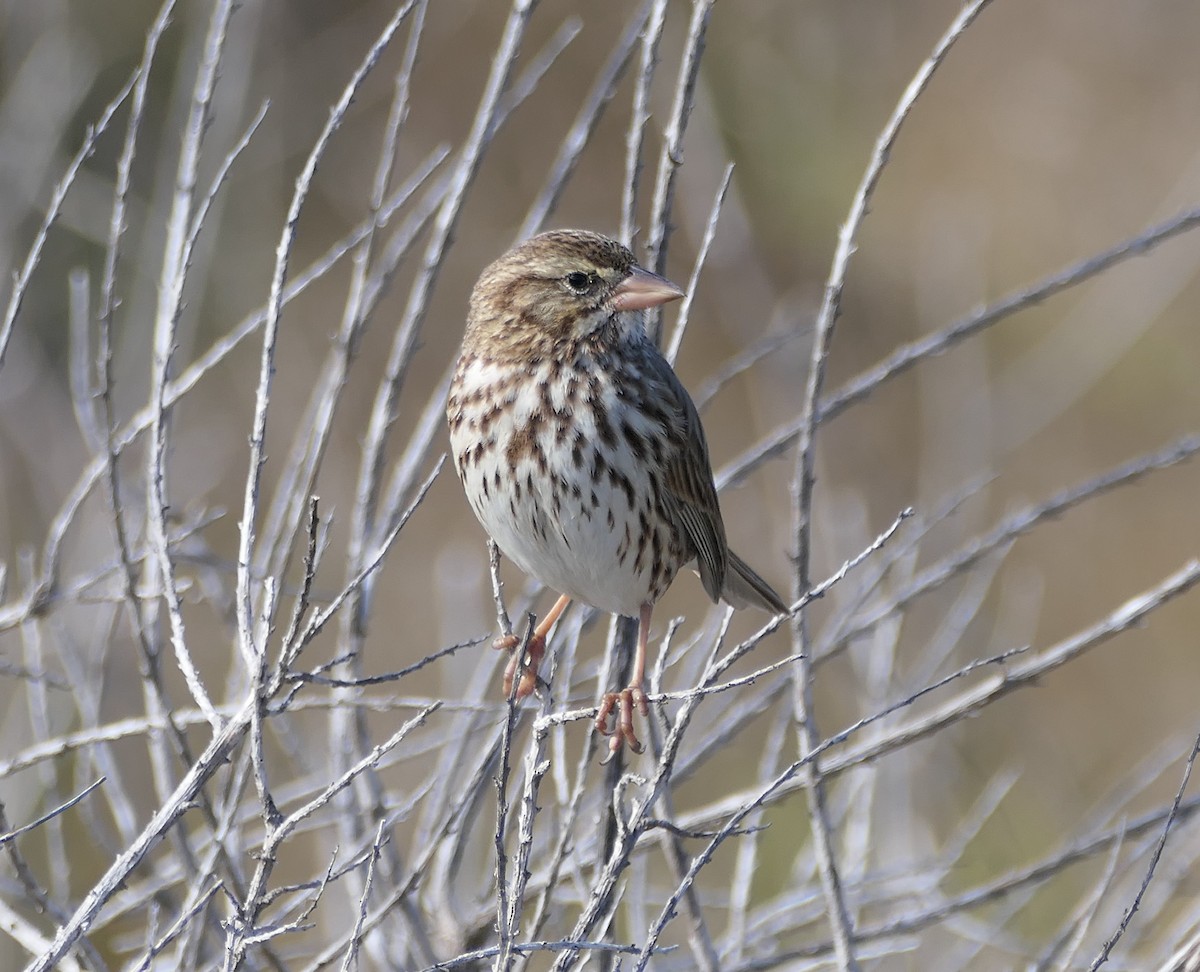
642,400,669,431
617,520,631,561
529,401,548,433
622,421,646,461
648,434,664,466
650,532,665,588
478,403,502,434
594,407,617,449
505,427,535,466
618,472,635,508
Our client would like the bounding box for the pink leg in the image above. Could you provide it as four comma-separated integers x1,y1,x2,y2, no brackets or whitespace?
495,593,572,698
595,603,653,755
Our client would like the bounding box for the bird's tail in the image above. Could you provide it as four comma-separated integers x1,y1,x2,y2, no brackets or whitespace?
721,550,789,615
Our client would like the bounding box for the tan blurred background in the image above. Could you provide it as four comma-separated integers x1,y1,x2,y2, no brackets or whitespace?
2,0,1200,966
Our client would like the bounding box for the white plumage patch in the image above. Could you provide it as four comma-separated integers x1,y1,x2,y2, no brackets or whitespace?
450,355,680,618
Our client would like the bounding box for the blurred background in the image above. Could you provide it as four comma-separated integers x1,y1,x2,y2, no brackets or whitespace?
1,0,1200,968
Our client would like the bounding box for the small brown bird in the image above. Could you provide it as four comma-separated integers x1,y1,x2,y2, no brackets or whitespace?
447,230,787,754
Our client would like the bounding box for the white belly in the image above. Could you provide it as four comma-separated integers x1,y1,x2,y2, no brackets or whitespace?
449,359,678,617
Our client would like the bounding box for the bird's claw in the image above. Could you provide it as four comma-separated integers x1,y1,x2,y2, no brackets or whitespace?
595,686,649,757
495,632,546,700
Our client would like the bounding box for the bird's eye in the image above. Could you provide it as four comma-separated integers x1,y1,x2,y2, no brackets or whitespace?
565,271,591,293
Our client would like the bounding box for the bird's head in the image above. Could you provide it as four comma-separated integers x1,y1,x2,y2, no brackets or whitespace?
463,230,684,357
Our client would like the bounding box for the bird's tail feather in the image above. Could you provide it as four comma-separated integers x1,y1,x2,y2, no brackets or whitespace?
721,550,789,615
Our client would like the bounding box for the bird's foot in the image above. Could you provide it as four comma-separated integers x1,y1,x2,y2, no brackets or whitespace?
595,685,649,757
494,631,546,699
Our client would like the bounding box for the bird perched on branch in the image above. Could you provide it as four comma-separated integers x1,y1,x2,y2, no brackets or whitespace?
447,229,786,755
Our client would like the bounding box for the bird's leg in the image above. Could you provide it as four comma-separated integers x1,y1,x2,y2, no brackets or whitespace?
496,593,572,698
595,602,653,755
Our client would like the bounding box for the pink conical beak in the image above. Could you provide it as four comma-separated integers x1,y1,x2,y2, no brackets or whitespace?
610,266,685,312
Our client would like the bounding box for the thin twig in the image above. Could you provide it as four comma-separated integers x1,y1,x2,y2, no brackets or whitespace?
0,73,137,370
1089,728,1200,969
520,1,652,239
665,163,734,364
620,0,669,245
236,0,418,667
718,202,1200,493
0,777,105,847
643,0,716,345
145,0,236,723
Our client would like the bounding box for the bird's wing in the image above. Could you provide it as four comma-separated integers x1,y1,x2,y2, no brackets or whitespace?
639,348,728,603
